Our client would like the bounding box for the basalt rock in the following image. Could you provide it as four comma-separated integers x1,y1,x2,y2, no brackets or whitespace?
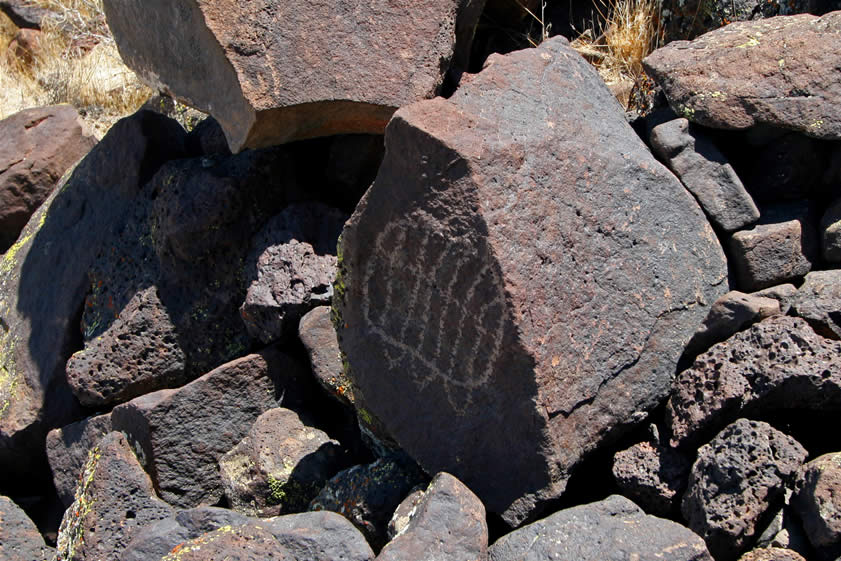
299,306,354,408
790,270,841,340
822,197,841,263
0,495,53,561
791,452,841,559
46,412,113,507
738,548,807,561
335,36,727,525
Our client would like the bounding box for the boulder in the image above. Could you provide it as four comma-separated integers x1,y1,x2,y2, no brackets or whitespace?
0,109,185,485
684,290,780,357
822,197,841,263
650,117,759,232
241,202,347,344
219,407,350,517
154,523,293,560
791,452,841,559
790,270,841,339
335,36,727,525
644,13,841,138
103,0,487,152
738,548,807,561
111,348,311,508
681,419,807,561
0,495,53,561
299,306,354,407
753,283,798,315
46,412,112,507
488,494,713,561
378,472,488,561
54,432,174,561
668,316,841,447
0,105,96,252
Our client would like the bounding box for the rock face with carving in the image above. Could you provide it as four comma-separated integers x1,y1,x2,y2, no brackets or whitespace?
335,36,728,525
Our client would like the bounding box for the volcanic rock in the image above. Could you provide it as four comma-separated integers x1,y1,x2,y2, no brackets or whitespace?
299,306,354,407
46,412,112,506
0,495,53,561
791,452,841,559
822,197,841,263
738,548,807,561
684,290,780,357
790,270,841,339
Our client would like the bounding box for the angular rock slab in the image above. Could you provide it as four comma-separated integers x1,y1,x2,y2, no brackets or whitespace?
644,13,841,138
488,495,713,561
336,36,728,524
792,452,841,559
46,412,113,507
790,270,841,340
0,495,53,561
103,0,486,152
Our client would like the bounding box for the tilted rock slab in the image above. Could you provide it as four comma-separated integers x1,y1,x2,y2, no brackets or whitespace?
792,452,841,559
0,495,53,561
335,36,728,525
103,0,486,152
644,13,841,138
46,412,113,507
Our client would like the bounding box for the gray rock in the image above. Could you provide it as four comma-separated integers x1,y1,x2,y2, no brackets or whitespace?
488,495,712,561
378,472,488,561
650,118,759,232
0,495,52,561
790,270,841,340
684,290,780,357
682,419,807,561
756,500,814,559
299,306,354,408
335,35,727,526
791,452,841,559
822,198,841,263
753,284,798,315
46,412,112,507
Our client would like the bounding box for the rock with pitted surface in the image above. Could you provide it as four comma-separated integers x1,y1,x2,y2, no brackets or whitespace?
790,270,841,340
791,452,841,559
103,0,487,152
684,290,780,357
668,316,841,448
46,412,112,506
156,523,293,561
489,494,713,561
335,36,727,525
738,548,807,561
682,419,807,561
0,495,53,561
822,198,841,263
644,13,841,138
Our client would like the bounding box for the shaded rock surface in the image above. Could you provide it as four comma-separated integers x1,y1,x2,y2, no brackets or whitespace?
681,419,807,561
644,13,841,138
336,36,727,525
754,283,798,315
46,412,112,507
790,270,841,339
823,198,841,263
104,0,487,151
299,306,354,407
791,452,841,558
488,494,713,561
0,495,52,561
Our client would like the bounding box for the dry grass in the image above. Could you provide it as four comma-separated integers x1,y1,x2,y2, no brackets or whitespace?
0,0,152,135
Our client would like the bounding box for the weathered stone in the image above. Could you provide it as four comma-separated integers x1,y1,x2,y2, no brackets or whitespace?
0,495,52,561
157,523,293,561
0,0,51,28
104,0,487,152
790,270,841,340
644,13,841,138
753,283,798,315
299,306,354,407
822,198,841,263
46,412,112,507
220,407,349,517
310,455,428,550
386,487,425,540
650,118,759,232
791,452,841,559
0,110,185,486
738,548,807,561
336,36,727,525
682,419,807,561
111,348,311,508
668,316,841,447
489,495,713,561
0,105,95,252
684,290,780,357
54,432,173,561
378,472,488,561
756,500,813,558
241,203,347,344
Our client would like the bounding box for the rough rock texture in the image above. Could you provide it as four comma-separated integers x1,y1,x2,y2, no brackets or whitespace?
0,0,51,28
682,419,808,561
336,36,727,524
823,198,841,263
378,472,488,561
738,548,807,561
644,13,841,138
309,455,428,550
650,118,759,232
111,348,311,508
54,432,174,561
668,316,841,447
5,27,40,66
0,105,95,251
0,110,185,485
299,306,354,407
754,283,798,315
488,495,713,561
791,452,841,559
756,500,813,558
684,290,780,357
156,523,293,560
46,412,112,506
790,270,841,339
0,495,53,561
104,0,487,152
241,203,347,344
219,407,349,517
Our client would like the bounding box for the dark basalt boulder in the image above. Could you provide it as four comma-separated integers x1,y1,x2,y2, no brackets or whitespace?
46,412,112,507
0,495,53,561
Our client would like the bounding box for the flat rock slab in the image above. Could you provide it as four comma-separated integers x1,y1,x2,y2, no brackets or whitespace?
0,495,53,561
488,495,713,561
792,452,841,558
103,0,486,152
644,12,841,138
790,270,841,339
336,36,727,524
668,315,841,448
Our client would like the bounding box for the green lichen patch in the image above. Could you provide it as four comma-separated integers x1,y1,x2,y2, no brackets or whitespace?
54,446,102,561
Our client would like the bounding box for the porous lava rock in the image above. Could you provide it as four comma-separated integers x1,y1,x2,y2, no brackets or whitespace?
791,452,841,559
681,419,807,561
103,0,487,152
335,36,727,524
299,306,354,407
488,495,713,561
0,495,53,561
46,412,112,506
644,13,841,138
790,270,841,339
667,315,841,448
378,472,488,561
738,548,807,561
0,110,185,486
155,523,293,560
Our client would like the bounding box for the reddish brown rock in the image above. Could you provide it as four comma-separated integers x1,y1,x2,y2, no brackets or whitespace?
738,548,807,561
156,523,293,561
791,452,841,559
103,0,486,152
684,290,780,357
644,13,841,138
5,28,41,66
336,37,727,525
